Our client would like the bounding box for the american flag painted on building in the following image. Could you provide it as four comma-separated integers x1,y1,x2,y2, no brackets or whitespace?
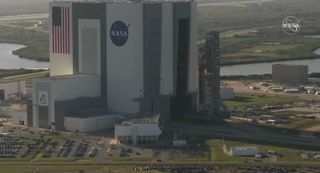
52,6,70,54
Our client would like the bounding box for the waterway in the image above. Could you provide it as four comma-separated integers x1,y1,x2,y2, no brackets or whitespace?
221,48,320,76
0,43,49,69
1,43,319,76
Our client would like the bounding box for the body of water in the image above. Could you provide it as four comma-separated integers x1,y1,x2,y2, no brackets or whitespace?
0,43,49,69
0,42,319,76
221,48,320,76
197,0,276,7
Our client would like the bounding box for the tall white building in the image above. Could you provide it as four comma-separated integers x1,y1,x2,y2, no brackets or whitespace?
28,0,198,130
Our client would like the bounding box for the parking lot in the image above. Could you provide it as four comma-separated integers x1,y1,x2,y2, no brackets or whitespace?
0,135,23,158
0,123,209,163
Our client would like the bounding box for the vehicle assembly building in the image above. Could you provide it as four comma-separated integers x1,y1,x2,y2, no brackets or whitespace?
27,0,198,131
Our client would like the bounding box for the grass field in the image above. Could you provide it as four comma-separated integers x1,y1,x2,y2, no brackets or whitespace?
224,94,297,109
0,165,103,173
206,138,316,162
218,28,320,65
272,110,312,118
198,0,320,35
280,119,320,130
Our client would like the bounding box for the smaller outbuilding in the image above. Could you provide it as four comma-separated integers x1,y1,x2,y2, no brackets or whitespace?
172,132,187,147
114,115,163,144
229,146,259,156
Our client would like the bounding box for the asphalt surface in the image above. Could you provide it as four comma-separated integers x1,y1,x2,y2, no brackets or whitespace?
169,122,320,150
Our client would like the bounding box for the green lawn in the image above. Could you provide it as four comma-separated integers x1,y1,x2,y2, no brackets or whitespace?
198,0,320,35
207,139,237,162
220,32,320,65
168,155,209,162
0,165,102,173
272,111,313,118
109,157,154,162
224,94,297,109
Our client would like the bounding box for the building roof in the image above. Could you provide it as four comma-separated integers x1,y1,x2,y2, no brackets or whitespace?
231,146,258,150
52,0,194,4
66,108,118,119
36,74,99,81
121,114,160,124
272,64,308,68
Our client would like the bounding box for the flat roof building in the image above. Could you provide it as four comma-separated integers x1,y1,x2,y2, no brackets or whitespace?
272,64,308,85
29,0,198,130
114,115,163,144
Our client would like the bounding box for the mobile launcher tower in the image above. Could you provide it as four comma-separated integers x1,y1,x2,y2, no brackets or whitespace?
197,31,224,122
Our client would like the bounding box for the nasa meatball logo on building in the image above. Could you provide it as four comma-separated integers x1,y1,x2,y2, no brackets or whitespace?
38,91,48,106
110,20,130,46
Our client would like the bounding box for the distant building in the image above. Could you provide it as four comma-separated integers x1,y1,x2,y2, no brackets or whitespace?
229,146,259,156
272,64,308,85
0,80,26,102
12,113,27,126
172,132,187,147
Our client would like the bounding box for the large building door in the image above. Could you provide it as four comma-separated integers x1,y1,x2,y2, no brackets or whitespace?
176,18,190,96
38,106,49,128
78,19,101,75
171,18,191,119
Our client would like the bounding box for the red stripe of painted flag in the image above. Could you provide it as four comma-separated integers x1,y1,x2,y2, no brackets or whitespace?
52,6,70,54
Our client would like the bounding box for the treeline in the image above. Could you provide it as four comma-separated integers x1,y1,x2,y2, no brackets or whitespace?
0,69,45,78
221,74,272,80
222,73,320,81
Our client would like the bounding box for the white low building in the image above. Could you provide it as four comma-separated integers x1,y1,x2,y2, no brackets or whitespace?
64,114,119,132
173,139,186,147
114,115,163,144
229,146,259,156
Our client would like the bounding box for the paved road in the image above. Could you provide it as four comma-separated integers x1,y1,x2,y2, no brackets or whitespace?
197,0,276,7
4,71,49,80
169,122,320,150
